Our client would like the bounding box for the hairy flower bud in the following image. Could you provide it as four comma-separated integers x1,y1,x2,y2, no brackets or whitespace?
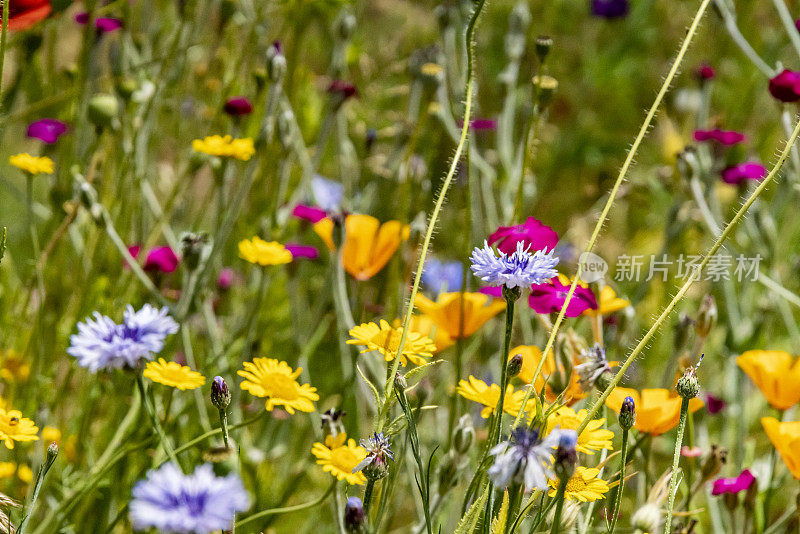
676,365,700,399
87,93,120,131
619,396,636,430
695,295,717,338
452,414,475,455
211,376,231,410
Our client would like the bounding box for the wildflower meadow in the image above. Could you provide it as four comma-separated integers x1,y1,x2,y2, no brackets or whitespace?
5,0,800,532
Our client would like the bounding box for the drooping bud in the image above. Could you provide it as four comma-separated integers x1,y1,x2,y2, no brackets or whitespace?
452,415,474,455
695,295,717,338
507,353,524,378
211,376,231,410
619,396,636,430
673,313,695,351
344,496,366,533
553,430,577,482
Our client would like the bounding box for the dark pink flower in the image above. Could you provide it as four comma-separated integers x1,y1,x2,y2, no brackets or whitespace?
693,129,746,146
712,469,755,496
292,204,327,223
75,12,123,33
479,286,503,298
528,277,597,317
721,162,767,185
769,69,800,103
695,63,715,81
327,80,358,100
457,118,498,131
488,217,559,255
286,243,319,260
705,393,726,414
127,245,179,273
223,97,253,117
27,119,67,144
217,267,236,290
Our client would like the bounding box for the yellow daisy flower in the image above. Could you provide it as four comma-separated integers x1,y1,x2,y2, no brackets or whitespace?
544,406,614,455
311,433,367,485
17,465,33,484
238,237,292,266
0,408,39,449
347,320,435,366
0,463,15,479
191,135,255,161
9,153,54,175
238,358,319,414
548,467,610,502
144,358,206,390
456,376,532,419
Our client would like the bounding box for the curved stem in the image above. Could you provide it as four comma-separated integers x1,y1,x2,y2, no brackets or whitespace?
136,373,180,468
513,0,714,428
235,480,336,528
607,428,629,534
663,397,690,534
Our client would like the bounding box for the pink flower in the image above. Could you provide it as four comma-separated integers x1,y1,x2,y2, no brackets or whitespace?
128,245,179,273
27,119,68,144
694,63,715,81
327,80,358,100
705,393,726,414
292,204,327,223
769,69,800,103
75,12,123,33
681,446,703,458
223,97,253,117
712,469,756,496
528,277,597,317
488,217,559,255
217,268,236,290
693,129,746,146
721,162,767,185
285,243,319,260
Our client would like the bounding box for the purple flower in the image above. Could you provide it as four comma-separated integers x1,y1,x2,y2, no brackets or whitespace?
75,12,123,33
285,243,319,260
292,204,327,223
457,118,498,130
128,245,180,273
528,276,597,316
591,0,629,19
705,393,726,414
223,96,253,117
328,80,358,100
470,241,559,289
769,69,800,103
27,119,67,144
693,129,746,146
130,463,249,533
712,469,756,496
422,259,463,294
67,304,179,372
216,267,236,290
695,63,715,81
721,162,767,185
488,217,559,256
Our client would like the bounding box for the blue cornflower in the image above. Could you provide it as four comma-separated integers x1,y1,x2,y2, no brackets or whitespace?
470,240,558,289
353,432,394,480
67,304,179,372
130,463,249,533
422,258,463,294
488,427,572,492
312,175,344,212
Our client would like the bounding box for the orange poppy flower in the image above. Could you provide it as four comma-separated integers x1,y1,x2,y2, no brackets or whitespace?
414,291,505,339
737,350,800,410
762,417,800,479
313,214,409,280
508,345,586,406
606,387,704,435
394,315,454,353
5,0,51,30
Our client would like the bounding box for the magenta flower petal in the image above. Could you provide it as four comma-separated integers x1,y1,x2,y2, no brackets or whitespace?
693,129,746,146
712,469,755,496
528,277,597,317
694,63,715,81
769,69,800,103
27,119,68,144
217,267,236,290
327,80,358,99
479,286,503,298
224,97,253,117
144,247,179,273
681,446,703,458
285,243,319,260
75,12,122,32
721,162,767,185
292,204,327,223
128,245,142,259
705,393,726,414
488,217,559,255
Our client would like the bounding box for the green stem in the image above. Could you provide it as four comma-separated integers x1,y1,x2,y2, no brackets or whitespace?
491,295,516,447
235,480,336,528
0,0,8,115
218,408,230,449
17,447,58,534
607,428,629,534
663,397,690,534
550,478,568,534
363,479,376,514
136,372,180,468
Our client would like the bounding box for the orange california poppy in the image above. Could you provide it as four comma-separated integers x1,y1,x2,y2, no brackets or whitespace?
313,214,409,280
606,387,704,435
5,0,51,30
414,291,505,339
737,350,800,411
762,417,800,479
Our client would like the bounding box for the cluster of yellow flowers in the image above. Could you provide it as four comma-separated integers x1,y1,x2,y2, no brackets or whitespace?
192,135,255,161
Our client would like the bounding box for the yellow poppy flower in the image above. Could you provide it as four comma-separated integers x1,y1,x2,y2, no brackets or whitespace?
544,406,614,454
0,408,39,449
238,237,293,266
583,286,630,317
143,358,206,390
414,292,505,339
238,358,319,414
547,467,610,502
311,433,367,485
0,463,14,479
456,376,532,419
605,387,704,436
191,135,255,161
762,417,800,479
9,153,54,175
347,320,434,366
313,214,410,280
508,345,587,406
737,350,800,410
17,465,33,484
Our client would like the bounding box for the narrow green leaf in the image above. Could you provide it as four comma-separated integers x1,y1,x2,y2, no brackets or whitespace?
455,485,491,534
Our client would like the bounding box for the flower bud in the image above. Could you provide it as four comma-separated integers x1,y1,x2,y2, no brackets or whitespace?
115,76,138,100
673,313,695,350
502,284,522,302
532,75,558,109
46,441,59,464
394,372,407,391
619,396,636,430
631,503,662,533
452,415,474,455
87,93,120,131
211,376,231,410
535,35,553,64
437,451,460,492
344,496,366,533
266,42,287,83
507,353,524,378
179,232,209,271
676,365,700,399
554,430,577,481
695,295,717,338
334,10,356,41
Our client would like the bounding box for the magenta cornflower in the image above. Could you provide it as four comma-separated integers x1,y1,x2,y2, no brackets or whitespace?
75,12,123,33
705,393,726,414
128,245,179,273
292,204,327,223
721,162,767,185
223,97,253,116
217,268,236,290
286,243,319,260
693,129,746,146
769,69,800,103
488,217,559,256
528,276,597,316
711,469,756,496
27,119,67,144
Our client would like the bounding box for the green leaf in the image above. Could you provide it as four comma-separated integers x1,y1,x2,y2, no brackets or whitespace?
454,484,490,534
490,491,510,534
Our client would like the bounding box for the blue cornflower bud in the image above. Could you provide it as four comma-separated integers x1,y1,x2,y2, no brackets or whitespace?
211,376,231,410
619,396,636,430
344,496,365,533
